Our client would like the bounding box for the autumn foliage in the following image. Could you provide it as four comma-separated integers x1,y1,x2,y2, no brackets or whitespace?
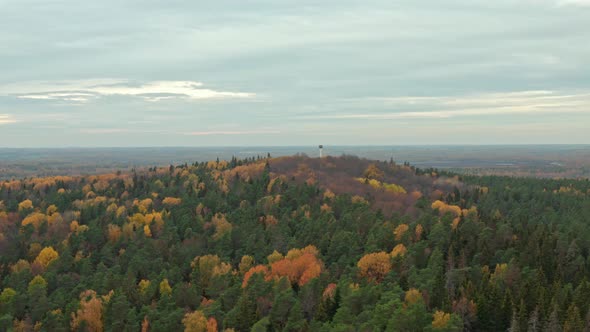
71,290,111,332
182,310,218,332
162,197,182,206
242,246,323,288
1,154,582,331
270,246,323,286
432,310,453,329
18,199,33,212
391,244,407,258
208,213,232,240
34,246,59,268
242,265,270,288
357,252,392,283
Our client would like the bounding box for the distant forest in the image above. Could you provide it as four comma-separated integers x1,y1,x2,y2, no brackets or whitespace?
1,145,589,180
1,155,590,331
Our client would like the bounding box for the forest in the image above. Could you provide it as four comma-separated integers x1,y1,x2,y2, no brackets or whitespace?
1,155,590,331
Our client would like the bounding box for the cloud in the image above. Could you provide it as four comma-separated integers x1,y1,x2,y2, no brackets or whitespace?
79,128,130,134
18,92,95,103
79,128,168,134
185,130,280,136
0,114,17,125
1,80,254,103
558,0,590,7
295,90,590,120
0,1,589,146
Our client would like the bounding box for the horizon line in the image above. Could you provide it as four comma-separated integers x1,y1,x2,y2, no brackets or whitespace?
1,143,590,149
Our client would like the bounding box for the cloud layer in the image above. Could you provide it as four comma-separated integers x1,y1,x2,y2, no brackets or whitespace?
0,0,588,146
0,114,17,125
1,80,253,104
296,90,590,120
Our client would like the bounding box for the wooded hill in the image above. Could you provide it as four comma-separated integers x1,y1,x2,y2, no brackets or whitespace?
1,155,590,331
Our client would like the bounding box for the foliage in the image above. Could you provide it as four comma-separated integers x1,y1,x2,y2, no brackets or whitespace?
0,155,589,331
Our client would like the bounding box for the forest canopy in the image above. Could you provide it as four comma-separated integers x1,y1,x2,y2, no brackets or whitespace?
1,155,590,331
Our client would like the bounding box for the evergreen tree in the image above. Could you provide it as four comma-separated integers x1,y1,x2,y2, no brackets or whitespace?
563,304,583,332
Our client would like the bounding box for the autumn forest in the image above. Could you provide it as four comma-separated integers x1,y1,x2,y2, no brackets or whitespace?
1,155,590,331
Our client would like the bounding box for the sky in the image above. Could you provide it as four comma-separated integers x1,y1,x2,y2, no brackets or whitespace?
0,0,589,147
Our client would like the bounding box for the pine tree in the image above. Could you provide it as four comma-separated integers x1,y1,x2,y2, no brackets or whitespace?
583,308,590,332
284,301,306,332
563,304,583,332
574,279,590,317
509,310,521,332
528,306,541,332
544,305,562,332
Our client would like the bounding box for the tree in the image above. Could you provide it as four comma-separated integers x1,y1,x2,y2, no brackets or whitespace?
104,290,134,332
210,213,232,240
28,275,47,293
71,290,106,332
391,244,407,258
509,310,520,332
364,164,384,180
431,310,463,332
239,255,254,275
0,288,16,317
159,279,172,297
251,317,270,332
192,255,232,290
18,199,33,212
269,288,297,331
162,197,182,206
182,310,207,332
528,306,540,332
584,308,590,332
358,252,392,283
388,292,430,332
34,246,59,268
242,265,270,288
544,305,562,332
269,246,323,286
563,304,583,332
394,224,410,241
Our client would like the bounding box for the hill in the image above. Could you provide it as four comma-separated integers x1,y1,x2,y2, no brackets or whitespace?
2,145,590,180
1,155,590,331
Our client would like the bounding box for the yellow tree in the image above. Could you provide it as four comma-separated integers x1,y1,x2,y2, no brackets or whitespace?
21,213,46,230
394,224,409,241
162,197,182,206
107,224,122,243
238,255,254,274
159,279,172,297
211,213,232,240
143,225,152,237
28,276,47,293
405,288,422,305
267,250,284,264
363,164,384,180
415,224,424,241
34,246,59,268
391,244,407,258
71,290,104,332
357,252,392,283
18,199,33,212
192,255,232,289
138,279,150,295
432,311,452,329
182,310,207,332
0,288,16,304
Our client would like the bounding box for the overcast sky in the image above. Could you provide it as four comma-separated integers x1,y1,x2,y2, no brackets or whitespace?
1,0,589,147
